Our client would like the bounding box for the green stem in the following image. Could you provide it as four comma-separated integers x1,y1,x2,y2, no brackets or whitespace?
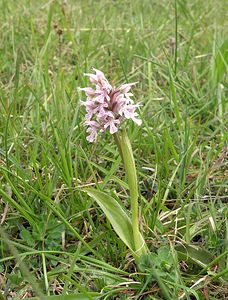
115,129,147,258
113,133,123,161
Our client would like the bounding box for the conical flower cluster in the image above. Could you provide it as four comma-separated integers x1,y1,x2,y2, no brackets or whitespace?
80,68,142,142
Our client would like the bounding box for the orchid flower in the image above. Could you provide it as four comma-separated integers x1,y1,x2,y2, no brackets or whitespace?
79,68,142,142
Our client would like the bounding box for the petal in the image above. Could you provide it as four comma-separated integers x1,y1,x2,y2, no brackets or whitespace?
97,109,107,118
122,108,134,119
92,68,106,80
85,111,93,120
94,94,105,103
87,134,95,142
118,82,138,93
109,122,118,134
85,120,100,128
84,100,95,107
132,116,142,126
79,87,95,96
84,73,98,84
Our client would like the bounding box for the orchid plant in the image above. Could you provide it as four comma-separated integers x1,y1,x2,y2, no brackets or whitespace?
79,68,148,262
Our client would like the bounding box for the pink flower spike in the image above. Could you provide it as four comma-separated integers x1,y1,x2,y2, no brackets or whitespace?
80,69,142,142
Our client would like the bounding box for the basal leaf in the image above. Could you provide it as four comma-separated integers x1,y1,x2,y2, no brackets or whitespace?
83,188,135,251
176,243,214,268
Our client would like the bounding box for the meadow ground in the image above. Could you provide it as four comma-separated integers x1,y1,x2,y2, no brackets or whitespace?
0,0,227,299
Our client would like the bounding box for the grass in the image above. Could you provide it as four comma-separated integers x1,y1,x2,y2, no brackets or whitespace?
0,0,227,299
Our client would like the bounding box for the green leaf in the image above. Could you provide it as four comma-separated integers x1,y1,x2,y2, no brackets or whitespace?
83,188,135,251
175,243,214,268
20,228,35,247
8,272,23,286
